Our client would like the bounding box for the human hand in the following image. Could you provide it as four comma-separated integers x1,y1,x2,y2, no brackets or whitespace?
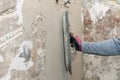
70,33,82,51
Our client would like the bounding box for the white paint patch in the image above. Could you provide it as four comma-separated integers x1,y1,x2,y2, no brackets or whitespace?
16,0,24,25
63,0,69,2
0,41,33,80
0,12,16,21
0,27,23,48
89,2,109,24
10,40,33,71
0,55,4,62
37,48,45,57
10,57,33,71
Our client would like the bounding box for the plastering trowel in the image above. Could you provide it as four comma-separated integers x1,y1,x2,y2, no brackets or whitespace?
62,11,72,75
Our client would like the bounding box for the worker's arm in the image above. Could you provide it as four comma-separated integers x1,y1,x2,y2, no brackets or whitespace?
82,38,120,56
70,34,120,56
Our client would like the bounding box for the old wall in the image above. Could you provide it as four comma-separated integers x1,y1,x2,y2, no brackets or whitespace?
0,0,82,80
0,0,46,80
82,0,120,80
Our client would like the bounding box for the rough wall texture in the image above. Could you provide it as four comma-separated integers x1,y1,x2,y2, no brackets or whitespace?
0,0,46,80
82,0,120,80
0,0,83,80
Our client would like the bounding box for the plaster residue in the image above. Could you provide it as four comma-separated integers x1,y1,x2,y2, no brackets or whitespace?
10,41,33,71
83,0,120,41
16,0,24,25
0,0,24,25
89,2,109,24
117,0,120,4
83,56,120,80
0,55,4,63
99,68,118,80
0,27,23,48
82,0,120,80
0,41,33,80
0,0,47,80
37,48,45,57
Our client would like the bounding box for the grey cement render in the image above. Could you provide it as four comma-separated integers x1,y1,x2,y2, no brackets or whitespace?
44,0,82,80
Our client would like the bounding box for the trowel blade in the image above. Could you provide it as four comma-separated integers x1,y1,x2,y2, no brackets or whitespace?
62,11,72,75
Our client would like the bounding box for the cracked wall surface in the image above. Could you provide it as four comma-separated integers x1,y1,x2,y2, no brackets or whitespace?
0,0,46,80
82,0,120,80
